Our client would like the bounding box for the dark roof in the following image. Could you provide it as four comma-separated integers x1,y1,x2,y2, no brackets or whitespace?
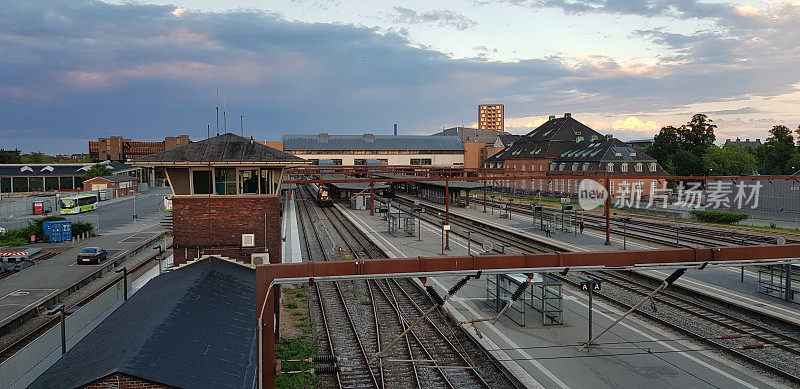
282,134,464,151
375,173,483,189
500,116,607,159
0,163,135,177
30,259,257,389
554,138,657,162
495,134,521,146
133,133,307,164
432,127,507,144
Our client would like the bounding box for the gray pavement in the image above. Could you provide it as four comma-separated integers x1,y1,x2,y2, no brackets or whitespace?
0,188,171,329
336,200,789,389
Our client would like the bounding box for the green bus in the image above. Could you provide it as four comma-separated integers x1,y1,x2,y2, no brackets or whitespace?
59,194,98,214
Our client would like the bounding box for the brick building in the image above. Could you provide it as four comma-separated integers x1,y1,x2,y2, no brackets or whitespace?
82,175,139,197
89,135,190,161
133,133,309,266
478,104,504,131
484,114,667,197
431,126,514,169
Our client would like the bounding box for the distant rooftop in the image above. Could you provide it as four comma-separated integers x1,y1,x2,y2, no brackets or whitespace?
282,133,464,151
133,133,308,164
0,163,135,177
30,259,256,389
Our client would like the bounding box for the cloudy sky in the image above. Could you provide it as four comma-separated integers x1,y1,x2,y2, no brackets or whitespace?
2,0,799,153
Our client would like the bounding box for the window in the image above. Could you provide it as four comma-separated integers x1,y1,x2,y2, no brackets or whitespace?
12,177,28,193
332,159,343,165
28,177,44,192
650,180,657,192
568,179,571,192
45,177,59,191
572,163,579,171
78,196,97,206
649,162,657,172
609,180,614,195
354,159,367,165
558,163,566,171
621,163,629,173
606,163,614,172
261,169,280,195
214,168,237,195
635,163,643,172
549,162,556,170
193,170,212,195
410,158,432,165
59,177,73,190
238,169,259,194
582,162,590,171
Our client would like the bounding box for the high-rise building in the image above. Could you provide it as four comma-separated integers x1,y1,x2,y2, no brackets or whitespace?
89,135,190,161
478,104,504,131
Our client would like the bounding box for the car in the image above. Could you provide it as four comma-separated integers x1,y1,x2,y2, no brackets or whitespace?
77,247,107,264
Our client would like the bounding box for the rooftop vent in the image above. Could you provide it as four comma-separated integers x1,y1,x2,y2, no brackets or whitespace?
564,113,572,118
549,115,556,120
606,134,613,140
363,133,375,143
41,165,54,172
317,133,330,139
20,166,32,173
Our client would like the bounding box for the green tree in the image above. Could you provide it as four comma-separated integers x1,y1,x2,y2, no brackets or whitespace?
672,149,704,176
702,144,758,175
787,153,800,174
644,125,681,174
0,150,22,164
757,125,796,174
682,114,717,155
20,152,49,164
85,164,112,179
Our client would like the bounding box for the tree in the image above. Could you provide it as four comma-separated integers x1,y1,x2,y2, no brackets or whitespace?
757,125,796,174
673,149,704,176
787,153,800,174
644,126,681,174
682,114,717,155
85,164,112,179
20,152,49,164
702,144,758,175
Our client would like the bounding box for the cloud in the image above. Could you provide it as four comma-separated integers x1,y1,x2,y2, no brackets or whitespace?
611,116,661,132
390,7,477,30
702,107,759,115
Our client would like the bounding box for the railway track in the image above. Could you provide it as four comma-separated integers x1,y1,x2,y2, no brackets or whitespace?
391,194,800,383
295,185,508,388
467,195,800,248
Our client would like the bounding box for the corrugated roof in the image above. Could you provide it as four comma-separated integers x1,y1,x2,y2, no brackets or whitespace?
134,133,307,164
30,259,256,389
282,134,464,151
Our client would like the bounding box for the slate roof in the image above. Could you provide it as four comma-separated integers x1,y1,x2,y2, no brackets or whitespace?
495,134,522,147
0,163,135,177
133,133,307,164
30,259,257,389
499,116,607,160
282,134,464,151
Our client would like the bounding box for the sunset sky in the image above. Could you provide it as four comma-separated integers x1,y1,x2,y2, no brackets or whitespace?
2,0,799,153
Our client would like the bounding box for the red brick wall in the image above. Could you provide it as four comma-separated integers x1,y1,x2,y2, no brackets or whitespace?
85,373,167,388
171,196,282,265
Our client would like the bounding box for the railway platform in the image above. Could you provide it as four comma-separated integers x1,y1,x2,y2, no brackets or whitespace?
397,194,800,326
333,200,788,389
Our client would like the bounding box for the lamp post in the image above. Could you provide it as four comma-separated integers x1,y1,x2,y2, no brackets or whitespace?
466,229,474,255
48,304,67,355
621,217,632,250
153,245,163,274
413,204,423,242
115,266,128,301
490,195,496,215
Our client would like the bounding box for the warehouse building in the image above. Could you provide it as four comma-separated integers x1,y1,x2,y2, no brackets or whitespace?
0,163,140,194
282,133,464,167
89,135,190,161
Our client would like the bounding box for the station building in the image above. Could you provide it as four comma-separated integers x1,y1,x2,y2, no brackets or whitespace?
484,114,667,197
281,133,464,167
0,163,140,194
431,126,513,169
133,133,309,265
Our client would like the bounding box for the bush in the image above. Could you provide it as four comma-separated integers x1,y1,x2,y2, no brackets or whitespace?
691,210,749,224
71,221,95,238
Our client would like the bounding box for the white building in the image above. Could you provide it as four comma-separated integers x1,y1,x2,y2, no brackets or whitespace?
281,133,464,167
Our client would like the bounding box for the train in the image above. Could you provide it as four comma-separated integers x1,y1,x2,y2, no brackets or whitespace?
308,183,333,207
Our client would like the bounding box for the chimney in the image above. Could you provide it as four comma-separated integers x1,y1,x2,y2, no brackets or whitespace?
606,134,613,140
394,123,397,136
745,138,750,142
564,113,572,118
363,133,374,139
549,115,556,120
756,138,760,142
726,138,731,142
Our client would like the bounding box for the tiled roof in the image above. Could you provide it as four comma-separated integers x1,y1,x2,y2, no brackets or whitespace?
30,259,257,389
282,134,464,151
134,133,307,164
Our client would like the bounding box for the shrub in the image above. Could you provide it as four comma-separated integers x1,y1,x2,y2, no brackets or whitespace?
71,221,95,238
690,210,749,224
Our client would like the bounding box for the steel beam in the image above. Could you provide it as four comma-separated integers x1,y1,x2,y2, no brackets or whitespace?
257,244,800,388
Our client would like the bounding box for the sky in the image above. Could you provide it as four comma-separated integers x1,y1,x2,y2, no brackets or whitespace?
2,0,800,153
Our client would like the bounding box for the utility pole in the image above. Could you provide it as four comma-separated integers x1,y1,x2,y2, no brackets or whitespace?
240,115,244,136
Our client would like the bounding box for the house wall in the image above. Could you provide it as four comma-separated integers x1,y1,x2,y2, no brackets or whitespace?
85,373,167,388
171,196,282,265
165,168,190,195
462,142,488,170
287,152,464,167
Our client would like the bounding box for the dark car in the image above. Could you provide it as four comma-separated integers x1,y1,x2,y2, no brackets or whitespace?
77,247,107,264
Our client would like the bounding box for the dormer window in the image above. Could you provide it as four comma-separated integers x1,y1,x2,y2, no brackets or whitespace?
635,163,643,172
629,152,637,157
571,163,579,171
20,166,33,173
582,162,590,171
41,165,54,172
649,162,657,172
549,162,556,170
621,163,629,172
614,152,622,157
559,163,566,171
606,163,614,172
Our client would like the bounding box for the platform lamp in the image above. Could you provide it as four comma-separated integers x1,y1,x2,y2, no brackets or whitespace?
620,217,632,250
412,203,424,242
490,195,496,215
48,304,78,355
153,245,163,274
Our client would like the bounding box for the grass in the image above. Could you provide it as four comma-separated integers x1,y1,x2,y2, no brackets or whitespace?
284,301,298,309
360,299,372,306
275,337,317,389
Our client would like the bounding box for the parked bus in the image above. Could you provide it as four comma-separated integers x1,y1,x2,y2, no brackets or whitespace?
59,194,98,214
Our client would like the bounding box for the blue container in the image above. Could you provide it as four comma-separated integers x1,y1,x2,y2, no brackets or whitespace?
42,220,72,243
61,221,72,241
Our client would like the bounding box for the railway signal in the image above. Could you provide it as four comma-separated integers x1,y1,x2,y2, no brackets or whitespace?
579,275,602,349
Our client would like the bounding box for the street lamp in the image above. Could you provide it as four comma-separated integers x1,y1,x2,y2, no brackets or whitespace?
620,217,632,250
490,195,496,215
412,204,423,242
48,304,67,355
115,266,128,301
466,229,474,255
153,245,163,274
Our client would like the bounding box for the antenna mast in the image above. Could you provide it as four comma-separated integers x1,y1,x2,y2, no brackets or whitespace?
216,88,219,136
240,115,244,136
